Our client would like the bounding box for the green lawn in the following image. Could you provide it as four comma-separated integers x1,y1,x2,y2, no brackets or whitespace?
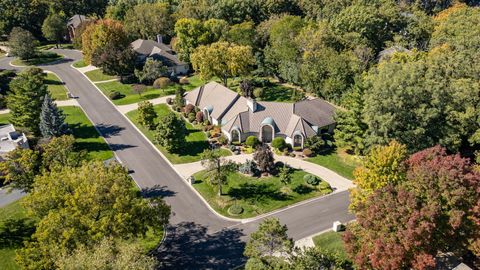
126,104,230,164
62,106,113,161
95,75,206,105
72,59,87,68
307,151,359,180
45,73,68,101
313,231,347,260
11,51,63,66
84,69,117,82
193,169,333,218
0,113,11,125
36,43,74,50
260,82,304,102
0,199,34,270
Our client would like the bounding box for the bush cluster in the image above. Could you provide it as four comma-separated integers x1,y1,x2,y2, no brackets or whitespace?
153,77,172,89
245,136,259,148
304,174,320,186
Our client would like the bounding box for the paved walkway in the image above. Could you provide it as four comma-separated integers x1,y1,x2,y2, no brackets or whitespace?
174,153,354,192
117,95,175,114
74,65,97,73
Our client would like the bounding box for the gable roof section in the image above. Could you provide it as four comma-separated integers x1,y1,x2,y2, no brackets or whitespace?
190,82,241,120
67,15,87,29
293,98,336,128
131,39,186,66
248,102,293,134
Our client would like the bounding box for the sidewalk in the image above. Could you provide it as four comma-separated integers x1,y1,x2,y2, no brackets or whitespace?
117,95,175,114
173,153,353,192
75,65,97,73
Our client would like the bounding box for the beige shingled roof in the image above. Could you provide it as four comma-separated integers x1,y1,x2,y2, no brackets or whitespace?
186,82,240,120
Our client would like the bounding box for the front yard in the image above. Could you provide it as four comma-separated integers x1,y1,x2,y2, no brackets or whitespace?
307,150,360,180
84,69,117,82
72,59,87,68
192,168,333,218
11,51,63,66
45,73,68,101
313,231,348,261
126,104,230,164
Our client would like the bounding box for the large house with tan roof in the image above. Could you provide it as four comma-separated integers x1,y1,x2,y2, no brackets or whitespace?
185,82,337,148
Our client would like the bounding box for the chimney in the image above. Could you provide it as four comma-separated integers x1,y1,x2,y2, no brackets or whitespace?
247,98,257,112
156,34,163,44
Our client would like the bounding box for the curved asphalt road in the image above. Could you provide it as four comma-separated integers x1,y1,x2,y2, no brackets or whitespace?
0,50,353,269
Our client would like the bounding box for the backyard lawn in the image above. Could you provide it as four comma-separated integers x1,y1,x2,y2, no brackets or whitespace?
84,69,117,82
313,231,348,260
45,73,68,100
126,104,230,164
72,59,87,68
96,75,206,105
193,169,333,218
11,51,63,66
307,150,360,180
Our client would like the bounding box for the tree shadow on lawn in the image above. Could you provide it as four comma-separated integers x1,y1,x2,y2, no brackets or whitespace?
175,140,209,157
229,182,291,204
0,218,35,249
44,78,64,86
154,222,246,269
68,123,103,139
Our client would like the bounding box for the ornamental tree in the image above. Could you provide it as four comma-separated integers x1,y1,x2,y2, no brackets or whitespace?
253,144,275,174
200,149,236,196
154,111,187,152
137,101,157,130
134,58,167,85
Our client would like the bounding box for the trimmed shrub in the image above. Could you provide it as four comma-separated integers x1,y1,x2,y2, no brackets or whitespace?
229,145,236,151
184,104,195,114
272,137,287,150
188,112,195,122
245,136,259,148
253,88,263,99
166,97,172,105
109,91,122,100
303,148,313,157
179,77,189,84
318,181,333,194
153,77,172,89
228,205,244,215
196,111,204,123
304,174,320,186
293,146,302,152
218,135,228,145
239,159,257,175
305,135,325,154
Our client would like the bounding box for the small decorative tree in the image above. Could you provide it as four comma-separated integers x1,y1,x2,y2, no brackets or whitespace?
200,149,237,196
239,79,254,98
253,144,275,174
137,101,157,130
42,13,67,48
154,112,187,152
132,84,146,96
39,94,68,138
278,165,292,186
244,218,293,258
134,58,167,85
174,87,185,108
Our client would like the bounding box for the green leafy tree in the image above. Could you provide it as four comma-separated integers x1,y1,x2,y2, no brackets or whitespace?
154,112,187,152
226,21,255,47
42,13,66,48
92,44,136,80
0,148,41,192
135,58,167,85
173,0,211,21
191,41,254,86
202,18,229,44
8,27,37,60
200,149,236,196
55,238,157,270
137,101,157,130
0,0,48,37
124,3,173,40
174,87,185,108
39,94,68,138
350,141,408,211
291,246,352,269
278,165,292,186
244,218,293,259
173,18,206,62
40,135,86,171
7,67,47,135
17,161,171,269
253,144,275,174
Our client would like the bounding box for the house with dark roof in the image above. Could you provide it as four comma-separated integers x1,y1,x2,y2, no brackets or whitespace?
0,124,29,160
67,15,89,41
131,38,189,76
185,82,336,148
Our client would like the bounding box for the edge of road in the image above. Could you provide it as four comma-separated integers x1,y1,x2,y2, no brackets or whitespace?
71,63,353,226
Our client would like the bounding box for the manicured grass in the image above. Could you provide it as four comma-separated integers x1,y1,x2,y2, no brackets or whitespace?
307,151,359,180
261,82,304,102
84,69,116,82
96,81,174,106
11,51,63,66
0,199,34,270
96,75,206,105
72,59,87,68
0,113,11,125
193,169,333,218
36,43,73,50
45,73,68,100
313,231,348,260
61,106,113,161
126,104,230,164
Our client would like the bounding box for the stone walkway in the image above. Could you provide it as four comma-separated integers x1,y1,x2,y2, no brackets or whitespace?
174,153,354,192
117,95,175,114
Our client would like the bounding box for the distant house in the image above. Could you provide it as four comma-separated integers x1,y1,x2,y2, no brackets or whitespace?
185,82,336,148
0,124,29,158
67,14,89,41
131,37,189,76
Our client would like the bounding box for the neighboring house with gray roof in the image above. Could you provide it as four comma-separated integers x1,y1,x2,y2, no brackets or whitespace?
67,15,89,41
185,82,336,148
131,38,189,75
0,124,29,159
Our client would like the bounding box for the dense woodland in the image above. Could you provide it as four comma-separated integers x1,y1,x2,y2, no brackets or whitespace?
1,0,480,269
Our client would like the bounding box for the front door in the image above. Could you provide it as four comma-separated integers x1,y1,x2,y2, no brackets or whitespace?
261,125,273,143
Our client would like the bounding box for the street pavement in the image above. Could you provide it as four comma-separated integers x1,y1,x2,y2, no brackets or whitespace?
0,51,354,269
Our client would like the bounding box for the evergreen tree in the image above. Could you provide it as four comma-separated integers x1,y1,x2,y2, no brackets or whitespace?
154,112,187,152
7,67,47,134
253,144,275,174
39,94,68,138
174,87,185,108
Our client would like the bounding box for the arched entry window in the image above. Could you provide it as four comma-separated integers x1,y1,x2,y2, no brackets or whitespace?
231,129,240,143
293,134,303,148
261,125,273,143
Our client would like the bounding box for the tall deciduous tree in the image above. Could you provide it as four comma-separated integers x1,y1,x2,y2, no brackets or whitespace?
124,2,173,40
39,94,68,139
200,149,236,196
134,58,167,85
173,18,206,62
92,43,136,79
40,135,86,171
191,41,254,86
154,111,187,152
42,13,67,48
137,101,157,130
8,27,37,60
0,148,41,192
7,67,47,135
17,161,171,269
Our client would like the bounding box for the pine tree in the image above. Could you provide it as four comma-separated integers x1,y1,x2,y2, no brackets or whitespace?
39,94,67,138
